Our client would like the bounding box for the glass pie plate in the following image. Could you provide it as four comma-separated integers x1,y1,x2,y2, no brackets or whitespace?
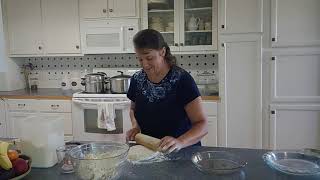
262,151,320,176
191,151,247,175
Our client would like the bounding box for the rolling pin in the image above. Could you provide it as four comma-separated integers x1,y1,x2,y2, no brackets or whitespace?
134,133,161,152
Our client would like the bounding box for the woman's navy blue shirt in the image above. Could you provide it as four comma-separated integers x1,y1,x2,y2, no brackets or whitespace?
127,66,201,145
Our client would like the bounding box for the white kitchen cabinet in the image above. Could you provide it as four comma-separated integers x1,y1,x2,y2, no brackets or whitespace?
270,52,320,103
8,112,38,138
0,99,7,137
269,104,320,150
42,0,81,54
6,99,73,139
79,0,138,19
108,0,137,18
202,116,217,147
220,35,262,149
219,0,263,34
201,101,218,147
79,0,108,19
6,0,43,55
5,0,81,56
141,0,218,52
271,0,320,47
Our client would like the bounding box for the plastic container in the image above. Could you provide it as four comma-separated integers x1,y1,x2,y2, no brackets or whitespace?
19,115,64,168
196,71,218,95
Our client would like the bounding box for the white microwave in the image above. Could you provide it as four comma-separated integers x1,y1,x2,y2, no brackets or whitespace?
81,19,139,54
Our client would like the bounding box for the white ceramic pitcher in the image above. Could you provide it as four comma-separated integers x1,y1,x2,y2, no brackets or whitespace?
188,15,200,31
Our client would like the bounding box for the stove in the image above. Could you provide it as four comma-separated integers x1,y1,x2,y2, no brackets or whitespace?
73,68,140,99
71,68,137,142
72,91,127,98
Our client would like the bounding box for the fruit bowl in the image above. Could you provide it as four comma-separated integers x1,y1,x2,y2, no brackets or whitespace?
9,155,32,180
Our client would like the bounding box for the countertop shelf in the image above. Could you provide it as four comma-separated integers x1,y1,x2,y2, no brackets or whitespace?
0,88,76,100
0,88,220,101
23,146,314,180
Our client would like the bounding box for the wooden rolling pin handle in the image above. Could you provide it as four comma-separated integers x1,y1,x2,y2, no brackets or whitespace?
134,133,161,152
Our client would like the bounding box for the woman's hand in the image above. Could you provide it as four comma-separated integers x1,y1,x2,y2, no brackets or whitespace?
126,127,141,141
159,136,185,154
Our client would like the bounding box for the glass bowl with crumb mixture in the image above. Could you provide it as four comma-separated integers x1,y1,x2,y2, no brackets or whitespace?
69,142,129,180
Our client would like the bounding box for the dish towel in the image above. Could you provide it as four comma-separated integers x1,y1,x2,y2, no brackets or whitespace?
97,102,116,131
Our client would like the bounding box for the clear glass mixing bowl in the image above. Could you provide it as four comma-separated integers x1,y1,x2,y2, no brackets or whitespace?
69,142,129,180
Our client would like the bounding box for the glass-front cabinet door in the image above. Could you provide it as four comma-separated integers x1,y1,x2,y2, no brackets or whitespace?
142,0,217,52
180,0,218,51
142,0,179,51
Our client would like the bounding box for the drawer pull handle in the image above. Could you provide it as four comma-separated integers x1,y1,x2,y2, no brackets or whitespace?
51,105,60,108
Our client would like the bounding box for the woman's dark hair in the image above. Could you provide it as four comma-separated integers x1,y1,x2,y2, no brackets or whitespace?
133,29,176,67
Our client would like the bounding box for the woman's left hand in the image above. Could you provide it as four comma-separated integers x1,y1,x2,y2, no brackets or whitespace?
159,136,185,154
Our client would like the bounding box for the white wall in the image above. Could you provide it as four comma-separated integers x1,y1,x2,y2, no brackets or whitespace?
0,0,7,72
0,0,24,91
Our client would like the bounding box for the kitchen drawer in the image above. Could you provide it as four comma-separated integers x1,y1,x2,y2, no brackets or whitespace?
202,101,217,116
37,100,72,113
7,99,38,111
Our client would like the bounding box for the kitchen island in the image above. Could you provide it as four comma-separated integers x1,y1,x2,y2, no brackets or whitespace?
24,146,318,180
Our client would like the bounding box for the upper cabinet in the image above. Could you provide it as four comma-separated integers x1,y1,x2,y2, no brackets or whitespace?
220,0,263,34
142,0,218,52
42,0,81,54
271,0,320,47
79,0,138,19
6,0,43,55
108,0,138,18
5,0,81,56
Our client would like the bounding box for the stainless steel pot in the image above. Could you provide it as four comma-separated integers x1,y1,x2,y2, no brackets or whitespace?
81,72,108,93
109,71,131,94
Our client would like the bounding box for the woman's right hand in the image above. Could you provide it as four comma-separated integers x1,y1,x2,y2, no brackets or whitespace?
126,127,141,141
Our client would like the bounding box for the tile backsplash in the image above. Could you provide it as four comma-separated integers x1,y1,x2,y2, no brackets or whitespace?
18,53,218,89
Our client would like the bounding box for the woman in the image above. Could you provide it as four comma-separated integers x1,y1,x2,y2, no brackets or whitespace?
126,29,208,153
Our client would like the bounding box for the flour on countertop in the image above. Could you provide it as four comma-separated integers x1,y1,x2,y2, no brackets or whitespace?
128,145,170,164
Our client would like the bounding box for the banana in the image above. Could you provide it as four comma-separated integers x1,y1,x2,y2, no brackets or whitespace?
0,141,10,155
0,141,13,170
0,155,12,170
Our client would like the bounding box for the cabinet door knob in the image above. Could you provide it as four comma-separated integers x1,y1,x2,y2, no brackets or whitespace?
221,25,225,29
38,46,42,50
271,37,276,42
76,45,80,49
180,43,184,46
174,43,179,46
103,9,107,13
109,9,113,12
128,28,134,31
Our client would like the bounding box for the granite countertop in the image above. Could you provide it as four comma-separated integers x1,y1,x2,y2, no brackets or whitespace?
0,88,77,100
24,146,318,180
0,88,220,101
